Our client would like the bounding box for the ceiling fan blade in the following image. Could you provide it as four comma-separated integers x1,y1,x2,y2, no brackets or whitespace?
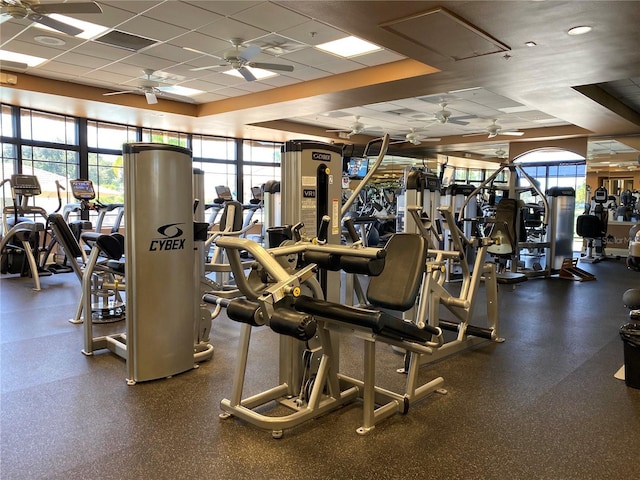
500,131,524,136
189,64,224,72
420,137,441,142
326,128,351,133
448,118,470,126
238,45,261,62
237,66,256,82
0,59,28,71
31,2,103,15
145,91,158,104
28,13,82,36
249,62,294,72
103,90,138,96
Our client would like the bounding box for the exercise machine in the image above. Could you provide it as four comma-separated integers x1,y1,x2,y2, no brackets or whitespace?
577,186,609,263
1,174,56,290
81,143,212,384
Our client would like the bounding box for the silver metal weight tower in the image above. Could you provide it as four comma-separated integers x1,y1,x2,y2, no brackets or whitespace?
123,143,195,383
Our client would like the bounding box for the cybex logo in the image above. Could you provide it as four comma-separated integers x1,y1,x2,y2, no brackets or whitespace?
149,223,185,251
303,189,316,198
311,152,331,162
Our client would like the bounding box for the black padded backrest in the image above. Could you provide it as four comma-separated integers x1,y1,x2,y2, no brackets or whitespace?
366,233,427,312
576,214,604,238
219,200,243,232
96,234,124,260
47,213,83,259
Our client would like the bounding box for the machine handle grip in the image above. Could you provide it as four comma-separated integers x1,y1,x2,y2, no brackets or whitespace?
292,222,304,242
317,215,330,243
343,217,360,243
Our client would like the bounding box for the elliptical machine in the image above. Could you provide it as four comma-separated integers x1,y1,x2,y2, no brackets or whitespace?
577,186,609,263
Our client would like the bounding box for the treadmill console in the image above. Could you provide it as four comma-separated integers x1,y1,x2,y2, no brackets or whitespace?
10,174,41,196
70,179,96,200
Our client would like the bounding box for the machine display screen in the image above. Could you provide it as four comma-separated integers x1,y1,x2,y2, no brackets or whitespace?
70,179,96,200
11,174,41,195
347,157,369,179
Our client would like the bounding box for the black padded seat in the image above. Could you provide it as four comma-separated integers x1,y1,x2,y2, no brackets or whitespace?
295,233,437,343
496,271,528,285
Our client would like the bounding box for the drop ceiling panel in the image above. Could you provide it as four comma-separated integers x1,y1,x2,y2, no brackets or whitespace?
9,31,84,51
197,17,269,44
37,61,93,77
183,1,263,17
117,16,186,43
141,2,224,30
231,2,311,33
52,52,114,70
279,20,347,46
278,66,331,82
280,47,339,67
98,1,162,15
118,54,178,74
71,42,136,62
83,3,142,27
315,58,367,75
2,40,62,59
79,70,133,86
354,49,405,67
143,43,201,63
168,31,229,52
0,20,28,46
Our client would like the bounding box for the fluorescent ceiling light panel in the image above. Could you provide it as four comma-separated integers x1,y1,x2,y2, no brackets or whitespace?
0,50,47,67
315,36,381,58
223,67,277,80
498,106,535,113
161,85,204,97
35,14,109,40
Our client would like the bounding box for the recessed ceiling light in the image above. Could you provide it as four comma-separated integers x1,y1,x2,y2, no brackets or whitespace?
315,36,381,58
567,25,593,36
524,41,537,47
160,85,204,97
0,50,47,67
34,36,66,46
223,67,277,80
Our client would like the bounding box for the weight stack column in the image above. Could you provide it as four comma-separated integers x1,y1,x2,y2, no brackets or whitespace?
123,143,195,383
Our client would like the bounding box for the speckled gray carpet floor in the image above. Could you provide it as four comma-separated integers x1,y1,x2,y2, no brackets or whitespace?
2,257,639,479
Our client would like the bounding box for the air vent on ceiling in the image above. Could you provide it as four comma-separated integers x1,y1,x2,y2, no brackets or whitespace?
379,7,510,61
94,30,158,52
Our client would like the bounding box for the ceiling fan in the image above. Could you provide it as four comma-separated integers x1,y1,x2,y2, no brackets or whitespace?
430,102,473,126
103,69,195,105
393,128,441,145
464,119,524,139
326,116,368,138
189,38,294,82
0,0,102,36
483,148,509,159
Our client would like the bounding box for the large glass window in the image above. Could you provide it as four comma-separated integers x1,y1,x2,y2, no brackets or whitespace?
1,104,14,138
88,120,138,149
192,134,238,202
20,109,76,144
142,128,188,147
242,140,281,204
21,146,79,212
